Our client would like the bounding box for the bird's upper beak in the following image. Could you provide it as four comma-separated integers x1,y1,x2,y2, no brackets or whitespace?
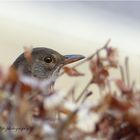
63,54,85,65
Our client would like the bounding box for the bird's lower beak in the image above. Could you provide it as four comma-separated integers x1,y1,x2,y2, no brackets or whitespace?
64,54,85,65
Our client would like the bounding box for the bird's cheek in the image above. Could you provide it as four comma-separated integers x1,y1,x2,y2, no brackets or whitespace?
31,62,49,78
45,63,55,71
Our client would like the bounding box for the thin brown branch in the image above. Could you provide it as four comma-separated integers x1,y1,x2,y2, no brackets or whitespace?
73,38,111,68
75,79,92,103
125,57,130,87
119,65,125,82
59,39,111,77
81,91,93,104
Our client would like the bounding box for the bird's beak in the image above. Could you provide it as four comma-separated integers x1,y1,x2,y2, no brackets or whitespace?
63,54,85,65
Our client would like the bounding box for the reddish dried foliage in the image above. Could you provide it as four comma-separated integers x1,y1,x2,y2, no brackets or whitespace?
0,42,139,140
63,66,84,76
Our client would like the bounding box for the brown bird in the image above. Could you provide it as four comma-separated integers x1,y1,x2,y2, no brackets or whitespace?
12,47,85,81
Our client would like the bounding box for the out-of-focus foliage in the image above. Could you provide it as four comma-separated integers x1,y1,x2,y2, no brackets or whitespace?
0,40,139,140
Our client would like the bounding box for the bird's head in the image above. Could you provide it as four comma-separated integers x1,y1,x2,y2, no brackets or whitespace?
13,47,85,80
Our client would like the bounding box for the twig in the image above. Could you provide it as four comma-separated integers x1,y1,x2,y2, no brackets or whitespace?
75,79,92,103
74,39,111,103
131,80,135,91
73,38,111,68
107,79,111,93
80,91,93,104
59,39,111,77
119,65,125,82
125,57,130,87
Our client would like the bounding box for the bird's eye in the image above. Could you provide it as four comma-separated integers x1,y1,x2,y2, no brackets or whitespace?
44,57,53,63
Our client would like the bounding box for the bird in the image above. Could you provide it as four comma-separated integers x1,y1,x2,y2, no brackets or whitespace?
11,47,85,125
12,47,85,81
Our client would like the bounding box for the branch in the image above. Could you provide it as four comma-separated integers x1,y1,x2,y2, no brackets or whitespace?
75,79,92,102
59,39,111,77
73,38,111,68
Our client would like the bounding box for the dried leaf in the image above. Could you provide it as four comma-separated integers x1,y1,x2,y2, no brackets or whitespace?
124,109,140,127
115,79,132,95
85,91,93,98
106,47,118,67
5,67,19,84
109,96,133,111
63,67,84,76
2,67,19,93
24,47,32,63
33,102,46,119
112,124,138,140
2,68,34,95
91,68,109,87
20,82,32,94
94,94,133,113
90,60,98,74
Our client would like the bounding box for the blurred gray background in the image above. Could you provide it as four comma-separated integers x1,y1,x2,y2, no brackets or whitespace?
0,1,140,65
0,1,140,94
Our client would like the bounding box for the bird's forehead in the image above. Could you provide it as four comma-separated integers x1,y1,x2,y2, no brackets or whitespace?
32,47,64,61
